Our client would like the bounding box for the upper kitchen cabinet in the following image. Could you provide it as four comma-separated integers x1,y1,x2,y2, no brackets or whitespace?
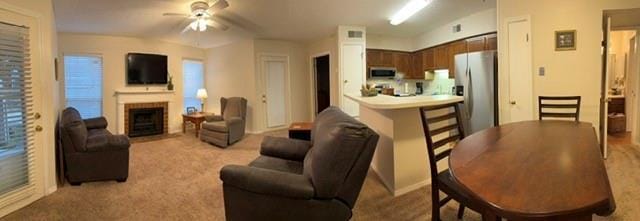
466,34,498,52
410,51,424,79
434,45,449,70
466,36,486,52
393,52,411,77
366,50,381,67
486,34,497,50
366,49,394,67
422,49,435,71
448,40,467,78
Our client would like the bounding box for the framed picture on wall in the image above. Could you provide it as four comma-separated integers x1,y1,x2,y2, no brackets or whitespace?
555,30,577,51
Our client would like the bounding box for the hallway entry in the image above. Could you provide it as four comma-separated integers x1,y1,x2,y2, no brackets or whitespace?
313,54,330,114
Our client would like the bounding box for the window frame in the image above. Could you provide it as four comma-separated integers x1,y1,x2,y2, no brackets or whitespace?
62,53,104,118
182,58,205,112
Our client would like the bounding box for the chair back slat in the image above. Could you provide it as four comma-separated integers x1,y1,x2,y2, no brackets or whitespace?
538,96,581,122
419,102,465,180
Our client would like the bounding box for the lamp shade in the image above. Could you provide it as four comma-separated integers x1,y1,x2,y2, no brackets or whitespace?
196,88,208,99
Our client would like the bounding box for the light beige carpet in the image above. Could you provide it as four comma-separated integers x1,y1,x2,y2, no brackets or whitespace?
1,130,639,220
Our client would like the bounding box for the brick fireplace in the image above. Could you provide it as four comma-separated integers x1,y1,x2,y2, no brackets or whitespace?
124,102,168,137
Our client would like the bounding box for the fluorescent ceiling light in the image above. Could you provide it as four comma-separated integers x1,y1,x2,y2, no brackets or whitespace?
390,0,432,26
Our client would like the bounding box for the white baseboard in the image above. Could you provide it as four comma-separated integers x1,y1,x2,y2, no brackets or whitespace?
370,166,431,197
393,179,430,197
46,185,57,195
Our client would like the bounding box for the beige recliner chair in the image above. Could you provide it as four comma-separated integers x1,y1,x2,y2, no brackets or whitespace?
200,97,247,147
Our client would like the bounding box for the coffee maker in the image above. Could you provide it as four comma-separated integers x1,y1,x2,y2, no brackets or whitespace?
415,82,424,95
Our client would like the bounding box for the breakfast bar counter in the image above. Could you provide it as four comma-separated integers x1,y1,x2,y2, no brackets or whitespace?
345,93,463,196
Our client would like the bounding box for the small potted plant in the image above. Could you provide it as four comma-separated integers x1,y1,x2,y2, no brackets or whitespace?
167,75,174,91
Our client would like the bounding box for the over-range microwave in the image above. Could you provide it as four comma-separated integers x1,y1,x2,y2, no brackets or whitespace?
369,67,397,79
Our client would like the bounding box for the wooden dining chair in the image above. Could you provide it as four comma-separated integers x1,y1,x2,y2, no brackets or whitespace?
419,102,486,221
538,96,581,122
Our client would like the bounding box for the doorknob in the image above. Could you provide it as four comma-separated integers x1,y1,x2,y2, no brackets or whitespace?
35,125,43,132
510,101,516,105
344,80,348,83
34,112,41,119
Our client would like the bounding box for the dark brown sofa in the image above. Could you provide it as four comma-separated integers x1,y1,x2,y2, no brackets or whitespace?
59,107,130,185
220,107,380,221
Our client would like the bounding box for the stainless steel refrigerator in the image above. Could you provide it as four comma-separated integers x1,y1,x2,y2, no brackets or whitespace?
453,51,498,135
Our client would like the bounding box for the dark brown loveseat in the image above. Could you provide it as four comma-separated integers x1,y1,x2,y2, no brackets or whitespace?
220,107,380,221
59,107,130,185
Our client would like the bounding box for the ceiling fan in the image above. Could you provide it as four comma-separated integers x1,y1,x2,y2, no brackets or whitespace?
163,0,231,33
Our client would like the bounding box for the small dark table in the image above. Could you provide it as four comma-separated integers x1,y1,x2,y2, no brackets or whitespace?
182,113,209,137
449,120,615,220
288,122,313,141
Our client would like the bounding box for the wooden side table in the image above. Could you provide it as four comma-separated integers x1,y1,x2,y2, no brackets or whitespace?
289,122,313,141
182,113,209,137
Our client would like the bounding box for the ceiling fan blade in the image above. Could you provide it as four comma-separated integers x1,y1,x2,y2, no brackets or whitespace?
208,0,229,13
163,13,190,17
181,23,193,34
206,19,229,31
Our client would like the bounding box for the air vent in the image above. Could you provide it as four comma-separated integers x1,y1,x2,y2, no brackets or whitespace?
348,30,363,38
452,24,462,33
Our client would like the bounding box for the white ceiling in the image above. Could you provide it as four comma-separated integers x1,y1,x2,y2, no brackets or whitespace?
53,0,496,48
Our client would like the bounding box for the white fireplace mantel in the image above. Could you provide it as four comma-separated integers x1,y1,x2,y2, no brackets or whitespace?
114,89,176,135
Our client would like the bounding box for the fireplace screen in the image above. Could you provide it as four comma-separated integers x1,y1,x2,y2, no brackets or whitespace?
128,107,164,137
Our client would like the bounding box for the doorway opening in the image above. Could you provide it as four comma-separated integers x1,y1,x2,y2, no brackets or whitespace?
601,8,640,158
313,54,331,115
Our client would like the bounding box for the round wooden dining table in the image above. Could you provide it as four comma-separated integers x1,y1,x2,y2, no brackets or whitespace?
449,120,616,221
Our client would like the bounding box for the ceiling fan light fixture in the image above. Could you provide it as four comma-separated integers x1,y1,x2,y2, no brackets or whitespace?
390,0,432,26
190,20,198,31
198,19,207,31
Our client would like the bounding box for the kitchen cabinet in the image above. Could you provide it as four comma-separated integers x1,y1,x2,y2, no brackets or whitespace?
434,46,449,70
393,52,411,77
366,50,394,67
486,34,497,50
410,51,424,79
422,49,435,71
467,34,498,52
366,50,381,67
365,32,496,80
466,36,486,52
448,40,467,78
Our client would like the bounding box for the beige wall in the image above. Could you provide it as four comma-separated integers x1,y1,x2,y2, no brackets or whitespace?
204,39,258,132
497,0,640,136
307,35,340,111
367,34,414,51
204,39,311,133
0,0,59,214
414,8,497,50
254,40,311,127
57,34,206,133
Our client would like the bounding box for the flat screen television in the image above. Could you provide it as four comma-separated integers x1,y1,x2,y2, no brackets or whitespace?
126,53,168,84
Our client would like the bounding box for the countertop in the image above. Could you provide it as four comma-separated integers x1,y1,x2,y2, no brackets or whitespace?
345,93,463,110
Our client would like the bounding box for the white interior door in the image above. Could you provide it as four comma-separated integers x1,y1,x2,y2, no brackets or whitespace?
0,6,45,216
341,44,364,117
602,17,612,158
262,56,288,129
506,17,533,122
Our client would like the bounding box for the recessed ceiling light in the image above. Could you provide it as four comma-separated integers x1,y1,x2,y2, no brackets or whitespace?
390,0,433,26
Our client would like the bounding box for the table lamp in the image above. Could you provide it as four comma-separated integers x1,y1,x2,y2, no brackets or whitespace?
196,88,208,112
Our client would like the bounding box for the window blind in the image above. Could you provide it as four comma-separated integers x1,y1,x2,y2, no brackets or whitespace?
183,60,204,112
0,21,36,199
64,55,102,118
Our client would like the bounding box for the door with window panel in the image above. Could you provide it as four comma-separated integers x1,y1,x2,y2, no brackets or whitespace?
0,7,45,217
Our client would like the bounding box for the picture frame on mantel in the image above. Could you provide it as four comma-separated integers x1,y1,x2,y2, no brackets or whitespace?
555,30,577,51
